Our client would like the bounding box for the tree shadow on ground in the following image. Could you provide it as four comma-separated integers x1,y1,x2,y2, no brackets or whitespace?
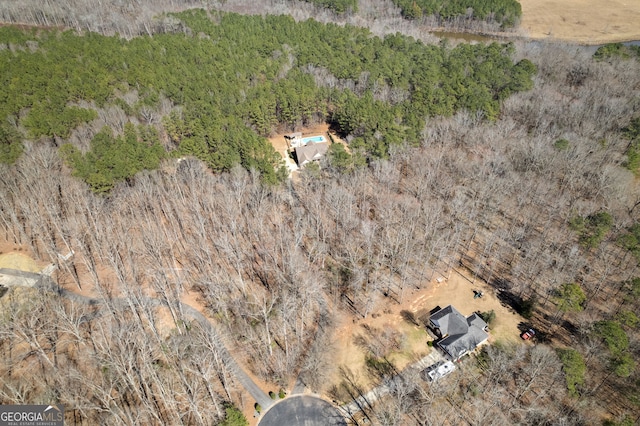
400,310,419,326
517,321,551,344
496,289,536,319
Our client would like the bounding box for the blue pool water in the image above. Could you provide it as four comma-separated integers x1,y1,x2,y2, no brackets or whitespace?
301,135,325,144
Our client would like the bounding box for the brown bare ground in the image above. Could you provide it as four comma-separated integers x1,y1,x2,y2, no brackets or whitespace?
327,268,523,392
267,123,332,153
518,0,640,44
267,123,349,177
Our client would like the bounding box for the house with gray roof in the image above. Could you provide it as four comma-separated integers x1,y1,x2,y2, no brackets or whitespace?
429,305,489,361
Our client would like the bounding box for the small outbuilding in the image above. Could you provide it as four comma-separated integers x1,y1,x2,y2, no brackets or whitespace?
284,132,303,148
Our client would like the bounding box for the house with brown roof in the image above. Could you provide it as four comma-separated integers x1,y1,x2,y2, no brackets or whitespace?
294,141,329,167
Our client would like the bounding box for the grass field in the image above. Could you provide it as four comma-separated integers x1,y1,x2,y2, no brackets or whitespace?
518,0,640,44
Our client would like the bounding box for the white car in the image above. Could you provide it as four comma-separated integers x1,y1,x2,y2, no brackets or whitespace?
422,361,456,381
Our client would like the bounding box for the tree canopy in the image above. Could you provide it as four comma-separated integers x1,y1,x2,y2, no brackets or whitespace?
391,0,522,27
621,116,640,175
557,348,586,397
618,224,640,263
594,43,640,62
303,0,357,14
554,282,586,313
61,124,165,194
569,212,613,249
593,320,636,378
0,10,536,189
219,403,248,426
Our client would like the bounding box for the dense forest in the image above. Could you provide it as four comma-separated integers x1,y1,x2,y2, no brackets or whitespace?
304,0,359,14
390,0,521,27
0,10,535,191
0,3,639,426
0,0,521,38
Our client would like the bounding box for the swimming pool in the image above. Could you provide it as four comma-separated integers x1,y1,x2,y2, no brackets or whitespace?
300,135,326,144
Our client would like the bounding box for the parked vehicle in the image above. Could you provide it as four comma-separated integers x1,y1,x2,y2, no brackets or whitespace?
422,361,456,381
521,329,536,340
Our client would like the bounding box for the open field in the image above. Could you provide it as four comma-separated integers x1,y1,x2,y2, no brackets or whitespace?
518,0,640,44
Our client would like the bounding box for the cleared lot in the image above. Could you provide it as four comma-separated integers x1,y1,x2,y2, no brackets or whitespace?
518,0,640,44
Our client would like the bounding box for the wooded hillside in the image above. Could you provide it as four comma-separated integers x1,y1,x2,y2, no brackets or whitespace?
0,5,639,426
0,10,535,191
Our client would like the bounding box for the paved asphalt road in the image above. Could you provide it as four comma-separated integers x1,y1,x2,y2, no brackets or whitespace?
27,270,349,422
259,396,346,426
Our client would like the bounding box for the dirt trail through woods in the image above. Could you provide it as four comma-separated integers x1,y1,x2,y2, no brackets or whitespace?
0,249,275,414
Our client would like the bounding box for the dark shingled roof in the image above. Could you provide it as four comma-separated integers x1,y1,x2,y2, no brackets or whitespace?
430,305,489,360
